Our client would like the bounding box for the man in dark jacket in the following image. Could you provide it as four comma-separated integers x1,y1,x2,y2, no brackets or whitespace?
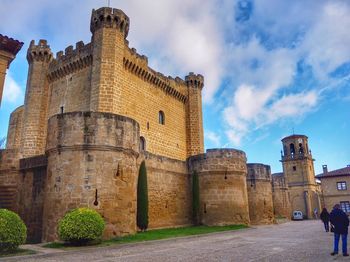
330,204,349,256
320,208,330,232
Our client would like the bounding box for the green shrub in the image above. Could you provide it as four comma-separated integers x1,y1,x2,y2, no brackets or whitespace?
0,209,27,252
137,161,149,231
192,171,200,225
58,208,105,245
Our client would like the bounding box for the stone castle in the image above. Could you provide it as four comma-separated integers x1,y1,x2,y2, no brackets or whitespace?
0,7,320,243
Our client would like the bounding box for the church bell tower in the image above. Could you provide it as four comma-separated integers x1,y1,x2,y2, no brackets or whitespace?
280,134,321,218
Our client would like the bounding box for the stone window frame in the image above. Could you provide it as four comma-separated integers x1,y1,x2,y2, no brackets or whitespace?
337,181,347,191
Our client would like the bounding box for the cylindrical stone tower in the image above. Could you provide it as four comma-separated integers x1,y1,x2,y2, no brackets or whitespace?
21,40,52,157
272,172,291,219
42,111,140,241
185,73,204,157
90,7,129,113
246,163,274,224
188,149,249,226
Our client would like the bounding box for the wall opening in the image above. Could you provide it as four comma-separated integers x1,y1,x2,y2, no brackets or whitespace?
140,136,146,151
158,111,165,125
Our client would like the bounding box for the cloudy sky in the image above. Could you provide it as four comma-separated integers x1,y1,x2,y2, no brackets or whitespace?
1,0,349,174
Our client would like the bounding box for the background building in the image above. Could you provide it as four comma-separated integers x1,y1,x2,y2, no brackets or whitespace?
317,165,350,214
0,34,23,107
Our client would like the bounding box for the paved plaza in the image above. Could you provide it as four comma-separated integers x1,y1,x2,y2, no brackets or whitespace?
3,220,349,262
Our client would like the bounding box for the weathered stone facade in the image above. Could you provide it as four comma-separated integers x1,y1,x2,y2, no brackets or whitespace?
316,165,350,214
188,149,250,226
246,164,274,224
0,6,290,243
272,172,291,218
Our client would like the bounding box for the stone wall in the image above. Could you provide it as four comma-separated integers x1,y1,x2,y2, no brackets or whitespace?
18,155,47,243
140,152,191,229
319,175,350,213
6,105,24,149
246,163,274,224
0,149,21,212
188,149,249,226
43,111,139,241
272,173,291,218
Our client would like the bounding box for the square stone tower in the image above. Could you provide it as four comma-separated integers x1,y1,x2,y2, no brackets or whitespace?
280,134,321,218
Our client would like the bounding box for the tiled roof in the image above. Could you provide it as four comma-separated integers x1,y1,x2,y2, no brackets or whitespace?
0,34,24,55
316,166,350,178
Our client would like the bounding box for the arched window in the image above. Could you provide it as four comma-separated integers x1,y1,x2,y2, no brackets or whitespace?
159,111,165,125
290,143,295,156
298,143,304,154
140,136,146,151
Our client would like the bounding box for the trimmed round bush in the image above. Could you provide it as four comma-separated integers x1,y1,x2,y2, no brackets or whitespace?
0,209,27,252
58,208,105,245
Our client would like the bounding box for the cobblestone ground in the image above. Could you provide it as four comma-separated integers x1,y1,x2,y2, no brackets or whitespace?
3,220,349,262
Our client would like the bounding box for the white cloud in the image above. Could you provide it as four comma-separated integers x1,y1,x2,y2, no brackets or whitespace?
205,130,221,147
222,1,350,145
302,1,350,80
2,73,23,104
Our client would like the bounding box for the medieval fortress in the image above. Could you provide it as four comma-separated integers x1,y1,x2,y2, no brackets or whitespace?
0,7,321,243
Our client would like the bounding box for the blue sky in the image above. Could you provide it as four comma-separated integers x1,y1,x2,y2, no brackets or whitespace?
1,0,349,174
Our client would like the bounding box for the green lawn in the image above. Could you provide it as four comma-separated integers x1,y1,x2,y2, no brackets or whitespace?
43,224,247,249
0,248,36,258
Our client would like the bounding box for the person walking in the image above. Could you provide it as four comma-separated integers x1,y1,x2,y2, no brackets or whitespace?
330,204,349,256
320,208,330,232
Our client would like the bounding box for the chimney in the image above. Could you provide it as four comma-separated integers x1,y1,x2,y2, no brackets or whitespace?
322,165,328,175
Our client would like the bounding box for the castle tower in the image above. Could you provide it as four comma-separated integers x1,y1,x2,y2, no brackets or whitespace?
185,73,204,157
89,7,129,113
21,40,52,157
188,149,250,226
280,134,321,218
0,34,23,107
43,112,139,241
246,163,274,224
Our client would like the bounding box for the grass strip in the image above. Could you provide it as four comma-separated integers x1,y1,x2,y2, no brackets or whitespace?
43,224,247,249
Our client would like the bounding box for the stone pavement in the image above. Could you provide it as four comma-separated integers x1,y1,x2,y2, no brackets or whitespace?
2,220,349,262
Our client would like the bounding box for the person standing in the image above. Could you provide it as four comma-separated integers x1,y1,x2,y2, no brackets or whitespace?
330,204,349,256
314,208,318,219
320,208,330,232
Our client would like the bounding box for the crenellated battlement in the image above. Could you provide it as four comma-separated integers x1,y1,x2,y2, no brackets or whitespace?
90,7,129,37
27,39,53,63
123,46,188,103
247,163,272,182
185,72,204,89
47,41,93,82
188,148,247,174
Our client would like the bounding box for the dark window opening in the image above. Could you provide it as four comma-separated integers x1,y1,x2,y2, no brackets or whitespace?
293,166,296,171
298,143,304,154
337,181,347,191
140,136,146,151
159,111,165,125
290,143,295,156
147,122,150,130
